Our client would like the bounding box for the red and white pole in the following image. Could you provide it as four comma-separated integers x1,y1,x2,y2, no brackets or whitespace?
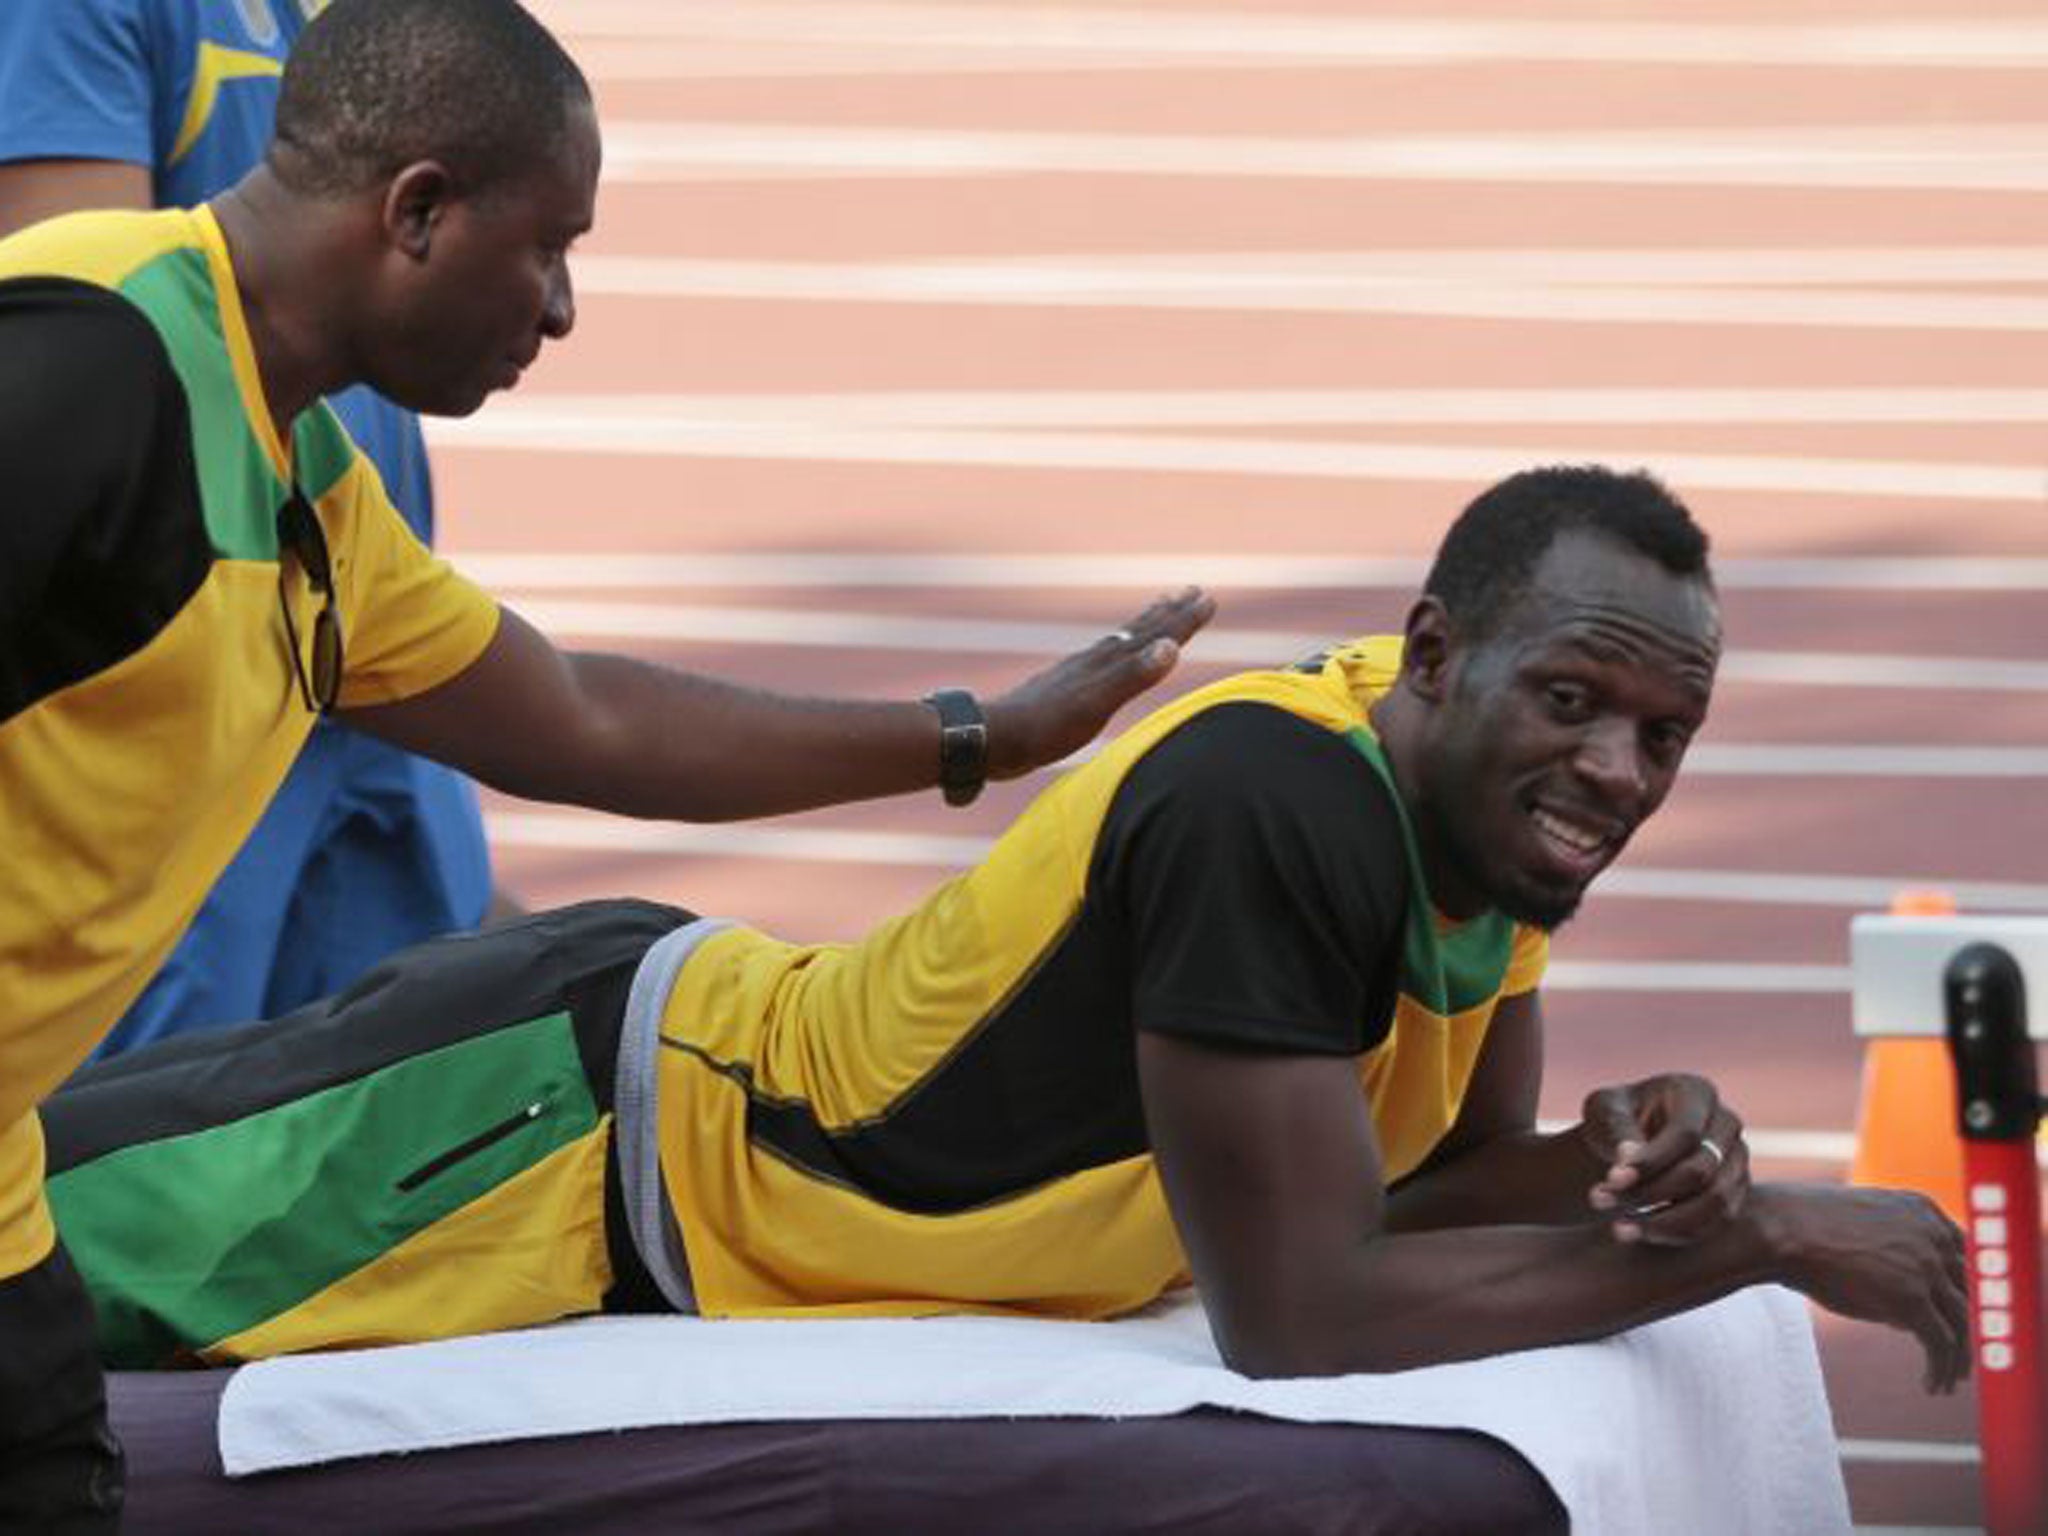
1947,943,2046,1536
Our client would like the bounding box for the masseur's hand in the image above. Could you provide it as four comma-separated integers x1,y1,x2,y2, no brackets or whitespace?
1580,1072,1748,1245
1756,1183,1971,1394
984,587,1216,778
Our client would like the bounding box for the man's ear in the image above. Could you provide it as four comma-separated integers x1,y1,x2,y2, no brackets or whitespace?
1399,596,1456,703
383,161,453,261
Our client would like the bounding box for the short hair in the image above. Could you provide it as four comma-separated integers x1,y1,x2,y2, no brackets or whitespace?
271,0,590,198
1423,465,1712,640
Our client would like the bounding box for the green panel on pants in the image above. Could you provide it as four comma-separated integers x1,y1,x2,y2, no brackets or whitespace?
47,1011,598,1369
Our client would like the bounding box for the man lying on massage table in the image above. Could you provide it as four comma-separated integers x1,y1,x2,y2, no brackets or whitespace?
46,467,1968,1391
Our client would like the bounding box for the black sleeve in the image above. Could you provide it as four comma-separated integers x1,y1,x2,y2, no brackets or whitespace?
0,277,206,722
1091,702,1410,1057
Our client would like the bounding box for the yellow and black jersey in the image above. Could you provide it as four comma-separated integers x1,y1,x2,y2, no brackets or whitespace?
0,207,499,1278
656,637,1549,1319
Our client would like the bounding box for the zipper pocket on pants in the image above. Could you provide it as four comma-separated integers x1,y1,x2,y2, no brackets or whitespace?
394,1099,551,1193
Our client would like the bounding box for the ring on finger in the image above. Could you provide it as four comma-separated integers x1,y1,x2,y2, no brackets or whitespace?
1107,628,1137,644
1699,1136,1727,1168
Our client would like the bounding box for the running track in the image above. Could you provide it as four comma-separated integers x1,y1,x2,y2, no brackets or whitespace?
442,4,2048,1526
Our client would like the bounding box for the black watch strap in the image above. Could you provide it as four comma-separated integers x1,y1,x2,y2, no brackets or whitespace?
922,688,988,807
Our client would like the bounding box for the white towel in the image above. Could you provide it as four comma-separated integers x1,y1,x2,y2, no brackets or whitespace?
218,1284,1850,1536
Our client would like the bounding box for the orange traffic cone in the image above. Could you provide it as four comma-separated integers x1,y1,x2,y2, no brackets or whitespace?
1848,889,1967,1222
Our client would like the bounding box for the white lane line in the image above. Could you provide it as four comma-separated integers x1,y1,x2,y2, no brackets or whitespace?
847,248,2048,285
461,384,2048,427
1708,559,2048,591
529,2,2048,71
1687,745,2048,778
570,39,2048,85
1737,1130,1858,1163
483,813,2048,910
1543,961,1850,993
1531,1125,1864,1163
463,552,1432,588
459,550,2048,594
1598,869,2048,909
568,255,2048,331
504,598,1308,656
487,810,987,868
500,598,2048,692
425,420,2048,504
1838,1439,1982,1467
599,121,2048,192
1720,651,2048,691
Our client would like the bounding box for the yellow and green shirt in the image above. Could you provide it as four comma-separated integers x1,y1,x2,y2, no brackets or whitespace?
0,206,499,1278
657,637,1549,1319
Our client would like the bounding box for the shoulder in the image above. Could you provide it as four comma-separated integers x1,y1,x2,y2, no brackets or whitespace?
0,204,204,291
1097,703,1412,1055
1111,701,1401,837
0,275,176,394
1094,700,1411,922
0,279,193,561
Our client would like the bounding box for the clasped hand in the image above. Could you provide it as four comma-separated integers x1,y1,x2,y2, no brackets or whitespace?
1577,1076,1970,1392
1579,1072,1749,1246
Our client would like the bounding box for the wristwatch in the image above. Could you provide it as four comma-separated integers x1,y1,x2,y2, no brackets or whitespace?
922,688,988,807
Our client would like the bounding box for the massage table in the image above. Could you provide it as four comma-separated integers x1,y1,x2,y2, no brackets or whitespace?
104,1286,1848,1534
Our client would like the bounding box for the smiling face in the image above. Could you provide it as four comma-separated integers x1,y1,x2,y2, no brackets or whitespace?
364,96,600,416
1402,529,1721,930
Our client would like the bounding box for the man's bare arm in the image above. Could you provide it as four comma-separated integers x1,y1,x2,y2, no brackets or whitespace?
0,159,149,237
1138,1030,1969,1390
1385,991,1750,1243
1382,988,1586,1230
346,590,1214,820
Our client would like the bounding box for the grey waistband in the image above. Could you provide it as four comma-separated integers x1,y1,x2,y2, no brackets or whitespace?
616,916,733,1316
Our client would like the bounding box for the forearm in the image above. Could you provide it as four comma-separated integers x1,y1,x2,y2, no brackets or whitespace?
461,649,949,821
349,609,960,821
1143,1038,1962,1390
1384,1126,1605,1232
351,593,1211,822
1219,1185,1791,1377
0,159,151,237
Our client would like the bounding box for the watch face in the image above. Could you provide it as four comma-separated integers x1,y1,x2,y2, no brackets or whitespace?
234,0,281,47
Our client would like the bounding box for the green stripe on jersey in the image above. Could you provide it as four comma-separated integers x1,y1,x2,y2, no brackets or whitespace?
48,1011,599,1368
1343,728,1514,1016
117,247,283,559
293,397,357,502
